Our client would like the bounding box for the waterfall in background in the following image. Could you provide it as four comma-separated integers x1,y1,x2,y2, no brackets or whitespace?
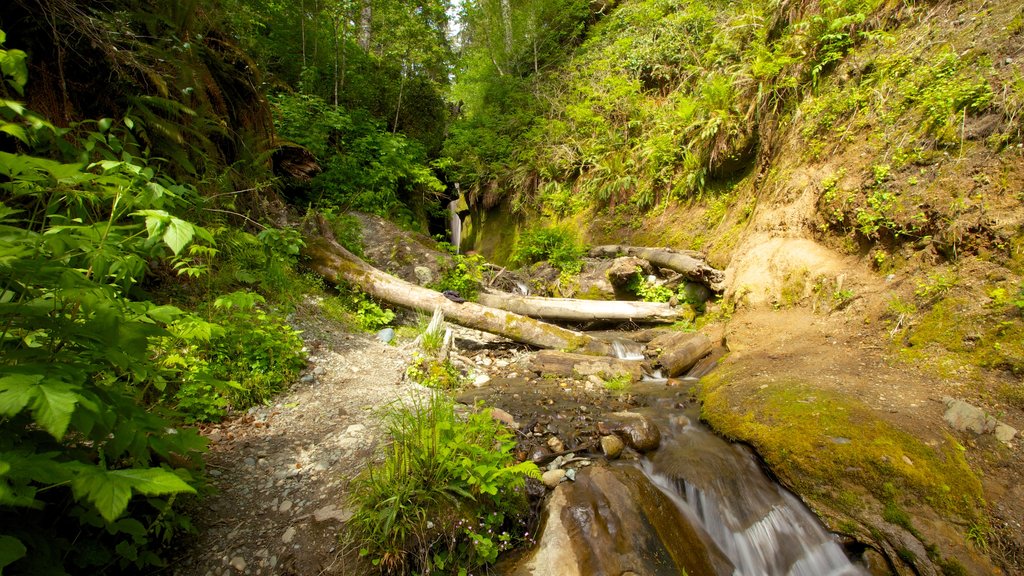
449,199,461,254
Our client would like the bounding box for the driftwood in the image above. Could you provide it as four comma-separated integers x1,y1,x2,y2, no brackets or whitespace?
589,245,725,292
476,291,684,324
304,236,613,355
530,350,645,381
647,332,713,377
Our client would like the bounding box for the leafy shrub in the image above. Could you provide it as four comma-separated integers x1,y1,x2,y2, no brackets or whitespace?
431,251,485,301
0,44,205,573
320,208,366,257
510,226,586,275
349,394,540,575
625,269,674,302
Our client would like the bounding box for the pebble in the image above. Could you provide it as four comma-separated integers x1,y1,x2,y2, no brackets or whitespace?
229,556,246,571
279,500,293,513
541,469,566,488
243,457,256,467
600,435,625,459
282,526,296,544
547,436,565,452
474,374,491,387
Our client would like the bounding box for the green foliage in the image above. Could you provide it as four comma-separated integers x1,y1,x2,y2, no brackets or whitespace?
332,286,396,331
625,269,674,303
320,208,366,258
431,248,485,301
272,93,444,224
510,226,586,275
161,292,306,422
0,54,206,572
603,374,632,394
349,394,540,575
406,356,465,391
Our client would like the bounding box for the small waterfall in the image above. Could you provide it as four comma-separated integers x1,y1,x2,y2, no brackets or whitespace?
611,339,645,361
513,280,531,296
448,199,461,254
640,405,867,576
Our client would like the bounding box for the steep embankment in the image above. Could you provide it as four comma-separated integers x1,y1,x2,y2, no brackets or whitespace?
453,0,1024,573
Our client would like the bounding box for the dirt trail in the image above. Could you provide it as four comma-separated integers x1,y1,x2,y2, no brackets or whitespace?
171,299,423,576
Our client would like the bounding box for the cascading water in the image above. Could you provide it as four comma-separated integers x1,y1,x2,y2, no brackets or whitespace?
611,339,645,361
639,402,867,576
448,199,461,253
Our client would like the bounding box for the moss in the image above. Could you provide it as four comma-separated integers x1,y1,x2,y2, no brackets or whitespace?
699,371,986,527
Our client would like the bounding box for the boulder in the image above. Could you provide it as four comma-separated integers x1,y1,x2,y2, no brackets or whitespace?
600,435,625,459
605,256,653,292
942,397,1017,443
598,412,661,452
502,465,733,576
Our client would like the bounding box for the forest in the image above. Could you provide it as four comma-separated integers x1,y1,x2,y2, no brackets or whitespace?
1,0,1022,574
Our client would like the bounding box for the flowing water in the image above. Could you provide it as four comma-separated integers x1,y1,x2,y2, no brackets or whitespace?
638,397,867,576
448,199,461,253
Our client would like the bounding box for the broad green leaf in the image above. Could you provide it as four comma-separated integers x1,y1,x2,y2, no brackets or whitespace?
108,468,196,497
145,304,183,324
31,380,79,440
0,535,27,571
0,374,42,416
162,218,194,255
0,123,26,144
72,468,133,523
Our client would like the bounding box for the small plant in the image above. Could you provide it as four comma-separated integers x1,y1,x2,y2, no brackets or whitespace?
348,394,540,575
832,288,855,308
603,374,632,394
510,226,586,276
1013,284,1024,313
625,269,674,302
431,251,485,301
915,271,956,301
406,356,464,390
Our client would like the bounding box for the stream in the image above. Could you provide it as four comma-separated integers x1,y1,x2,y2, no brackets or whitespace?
637,395,867,575
473,335,872,575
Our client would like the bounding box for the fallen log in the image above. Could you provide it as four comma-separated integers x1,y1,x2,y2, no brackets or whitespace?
530,350,645,381
476,291,683,324
304,236,613,355
589,245,726,292
647,331,713,377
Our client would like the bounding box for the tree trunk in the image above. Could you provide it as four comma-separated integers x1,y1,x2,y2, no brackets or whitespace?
359,2,372,51
303,236,613,355
530,350,644,381
589,246,726,292
476,291,684,324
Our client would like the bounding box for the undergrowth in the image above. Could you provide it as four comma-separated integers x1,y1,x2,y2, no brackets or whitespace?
348,394,540,575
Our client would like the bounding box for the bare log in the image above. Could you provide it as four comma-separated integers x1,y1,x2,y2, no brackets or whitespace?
304,236,612,355
589,245,725,292
647,331,713,377
530,350,645,381
476,291,684,324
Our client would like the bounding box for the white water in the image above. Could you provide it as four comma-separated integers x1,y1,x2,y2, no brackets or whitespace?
513,280,530,296
611,339,645,360
641,407,867,576
448,199,461,254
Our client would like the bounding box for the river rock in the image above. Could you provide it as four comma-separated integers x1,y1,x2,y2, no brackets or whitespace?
490,407,520,429
501,465,733,576
648,331,713,377
547,436,565,452
600,435,625,459
598,412,661,452
606,257,653,290
542,469,566,488
942,397,1017,442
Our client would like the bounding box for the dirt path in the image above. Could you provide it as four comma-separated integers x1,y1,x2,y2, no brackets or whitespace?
171,298,424,576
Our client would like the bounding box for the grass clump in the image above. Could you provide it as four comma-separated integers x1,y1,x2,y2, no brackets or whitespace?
348,394,541,575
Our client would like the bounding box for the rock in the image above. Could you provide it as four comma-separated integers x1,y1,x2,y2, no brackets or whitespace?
648,331,713,377
490,407,520,429
598,412,661,452
473,373,491,387
606,256,653,290
531,350,643,381
942,397,1014,438
300,373,315,383
414,266,433,285
501,466,733,576
229,556,247,571
547,436,565,452
995,423,1018,443
313,504,354,523
564,468,577,481
529,445,552,463
282,526,296,544
376,327,395,343
279,500,293,513
600,435,625,459
541,469,566,488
